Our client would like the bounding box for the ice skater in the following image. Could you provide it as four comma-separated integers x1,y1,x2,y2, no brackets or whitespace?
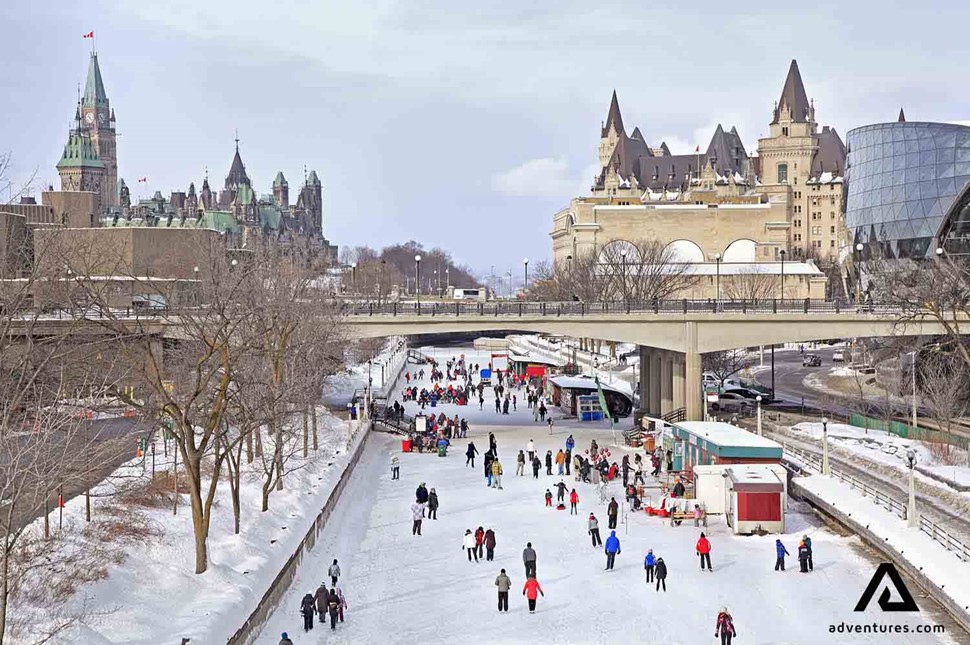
522,542,537,578
696,532,712,571
464,529,479,562
655,557,667,592
775,539,789,571
328,559,341,587
495,569,511,613
715,607,737,644
300,593,315,631
522,576,544,613
390,454,400,480
411,500,424,536
569,489,579,515
428,488,439,520
588,513,602,547
644,549,656,582
604,530,621,570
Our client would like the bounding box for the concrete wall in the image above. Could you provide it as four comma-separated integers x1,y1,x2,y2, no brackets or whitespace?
0,211,29,277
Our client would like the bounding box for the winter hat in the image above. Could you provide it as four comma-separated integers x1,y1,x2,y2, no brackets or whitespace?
282,634,288,639
648,548,653,553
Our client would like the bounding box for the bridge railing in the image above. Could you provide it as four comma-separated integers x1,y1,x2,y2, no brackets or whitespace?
345,299,904,317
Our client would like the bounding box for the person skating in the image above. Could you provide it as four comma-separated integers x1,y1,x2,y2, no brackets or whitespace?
495,396,501,413
539,403,547,422
411,500,424,536
516,450,526,476
803,534,814,570
533,403,540,423
495,568,511,612
327,588,340,630
565,434,575,453
715,607,737,645
588,513,603,547
300,592,316,631
489,432,497,454
797,539,810,573
428,488,439,520
485,528,497,560
544,489,553,507
775,539,789,571
696,532,713,571
604,530,621,570
644,549,656,583
336,588,347,623
569,489,579,515
502,397,510,414
390,454,400,480
622,455,630,487
314,582,329,620
555,480,568,503
532,455,541,479
694,504,704,527
328,559,341,587
655,557,667,592
522,542,537,578
522,576,544,613
475,526,486,559
564,448,572,475
512,394,517,411
607,497,619,530
484,451,494,487
279,632,294,645
527,439,535,463
545,450,553,476
466,441,479,467
415,483,429,513
672,478,686,498
555,449,566,475
491,458,504,489
464,529,479,562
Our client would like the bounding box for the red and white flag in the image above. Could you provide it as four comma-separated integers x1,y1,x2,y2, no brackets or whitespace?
694,145,700,153
83,31,94,38
137,177,147,183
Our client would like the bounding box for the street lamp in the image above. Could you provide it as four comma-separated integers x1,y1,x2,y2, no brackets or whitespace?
414,254,422,303
507,271,513,298
756,395,763,436
821,417,830,476
855,243,864,305
523,258,529,292
351,262,357,292
909,350,918,430
906,448,918,528
380,259,386,303
779,249,786,301
936,247,944,257
620,248,628,308
714,252,721,308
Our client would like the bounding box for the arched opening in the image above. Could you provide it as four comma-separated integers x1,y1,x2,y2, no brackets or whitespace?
598,239,641,263
722,239,758,263
663,239,705,263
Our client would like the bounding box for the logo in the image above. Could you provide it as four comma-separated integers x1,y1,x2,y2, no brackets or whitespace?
854,563,919,612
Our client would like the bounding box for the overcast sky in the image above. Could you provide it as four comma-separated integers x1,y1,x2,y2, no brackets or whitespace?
3,0,969,276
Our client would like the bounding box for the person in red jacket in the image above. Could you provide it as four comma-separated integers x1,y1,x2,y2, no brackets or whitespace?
715,607,737,644
696,532,712,571
569,489,579,515
475,526,485,559
522,576,544,613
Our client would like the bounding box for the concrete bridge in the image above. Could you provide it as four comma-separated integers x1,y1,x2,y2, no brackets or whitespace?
346,300,965,421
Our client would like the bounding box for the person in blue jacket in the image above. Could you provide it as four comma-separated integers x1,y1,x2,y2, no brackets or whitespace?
774,539,790,571
644,548,656,582
604,530,621,570
565,434,575,452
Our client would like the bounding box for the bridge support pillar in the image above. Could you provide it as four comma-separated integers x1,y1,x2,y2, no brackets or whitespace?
648,350,662,417
638,346,658,418
684,321,703,421
660,351,673,416
672,353,686,414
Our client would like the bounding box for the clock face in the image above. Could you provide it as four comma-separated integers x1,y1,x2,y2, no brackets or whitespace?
84,112,94,124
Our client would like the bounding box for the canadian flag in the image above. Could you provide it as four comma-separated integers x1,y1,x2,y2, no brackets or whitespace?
695,145,700,153
137,177,147,183
83,31,94,38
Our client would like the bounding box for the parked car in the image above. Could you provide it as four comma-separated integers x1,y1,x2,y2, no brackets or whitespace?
832,351,846,363
723,387,770,403
802,354,822,367
710,392,753,412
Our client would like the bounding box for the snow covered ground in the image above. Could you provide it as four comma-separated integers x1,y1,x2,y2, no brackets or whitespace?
256,346,955,644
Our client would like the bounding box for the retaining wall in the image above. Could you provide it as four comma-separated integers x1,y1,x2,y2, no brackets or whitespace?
792,478,970,633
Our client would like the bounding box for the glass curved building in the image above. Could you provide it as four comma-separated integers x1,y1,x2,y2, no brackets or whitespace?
845,121,970,258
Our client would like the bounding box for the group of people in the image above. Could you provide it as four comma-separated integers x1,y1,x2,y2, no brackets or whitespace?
410,482,439,536
462,526,498,561
290,559,348,639
774,535,814,573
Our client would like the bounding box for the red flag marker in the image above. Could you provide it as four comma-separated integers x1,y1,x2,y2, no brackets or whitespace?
83,31,94,38
58,493,65,508
137,177,148,183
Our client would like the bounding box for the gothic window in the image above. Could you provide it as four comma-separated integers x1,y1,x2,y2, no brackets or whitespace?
777,163,788,183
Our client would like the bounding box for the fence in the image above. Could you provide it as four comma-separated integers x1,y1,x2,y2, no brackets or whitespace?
784,444,908,519
345,298,904,318
847,414,969,448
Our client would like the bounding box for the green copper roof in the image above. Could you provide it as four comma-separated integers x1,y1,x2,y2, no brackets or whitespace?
307,170,321,186
259,205,282,230
236,183,254,206
82,53,108,108
273,171,287,186
57,131,105,169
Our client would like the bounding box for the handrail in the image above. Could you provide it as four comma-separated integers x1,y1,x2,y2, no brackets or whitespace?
919,515,970,562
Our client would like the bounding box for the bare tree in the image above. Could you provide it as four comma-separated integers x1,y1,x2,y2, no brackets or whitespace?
918,350,969,463
0,152,37,206
723,271,777,301
702,348,754,389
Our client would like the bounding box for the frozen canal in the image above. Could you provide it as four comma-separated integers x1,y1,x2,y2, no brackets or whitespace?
257,347,958,644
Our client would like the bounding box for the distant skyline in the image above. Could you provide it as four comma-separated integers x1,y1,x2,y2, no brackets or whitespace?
3,0,970,275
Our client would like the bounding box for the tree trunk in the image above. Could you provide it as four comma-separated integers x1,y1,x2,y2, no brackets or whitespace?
246,428,254,464
311,408,319,451
184,452,209,574
303,408,309,458
255,426,264,458
0,535,10,644
85,488,91,522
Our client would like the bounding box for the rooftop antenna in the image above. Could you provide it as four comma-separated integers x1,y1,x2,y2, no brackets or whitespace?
234,128,239,151
75,82,82,135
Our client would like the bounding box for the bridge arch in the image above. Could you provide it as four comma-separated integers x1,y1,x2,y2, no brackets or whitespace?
663,239,705,263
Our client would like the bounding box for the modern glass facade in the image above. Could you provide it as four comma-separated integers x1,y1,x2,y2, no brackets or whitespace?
845,122,970,258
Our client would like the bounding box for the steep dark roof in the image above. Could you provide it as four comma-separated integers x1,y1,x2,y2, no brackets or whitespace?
898,107,906,123
601,90,625,137
811,126,846,176
705,124,748,175
226,145,250,188
772,59,811,124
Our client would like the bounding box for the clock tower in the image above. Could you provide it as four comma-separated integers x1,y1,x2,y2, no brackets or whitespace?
79,52,118,207
56,108,106,214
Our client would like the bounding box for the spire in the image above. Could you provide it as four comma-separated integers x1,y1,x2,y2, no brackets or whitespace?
898,107,906,122
601,90,625,138
226,137,250,188
273,171,288,187
307,170,321,187
82,52,108,108
773,59,811,124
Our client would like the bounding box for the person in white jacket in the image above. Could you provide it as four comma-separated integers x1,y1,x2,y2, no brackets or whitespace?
390,454,400,480
527,440,535,463
328,559,341,586
411,501,424,536
463,529,479,562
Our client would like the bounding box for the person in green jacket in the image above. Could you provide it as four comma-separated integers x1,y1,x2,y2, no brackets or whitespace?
495,568,511,613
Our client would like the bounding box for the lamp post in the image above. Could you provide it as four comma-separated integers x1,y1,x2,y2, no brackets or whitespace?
380,259,386,303
507,271,513,298
193,266,200,305
351,262,357,293
620,248,628,308
906,448,918,528
414,254,422,304
779,249,786,302
854,242,864,305
756,395,763,436
714,252,721,309
433,269,438,297
523,258,529,292
821,417,830,476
